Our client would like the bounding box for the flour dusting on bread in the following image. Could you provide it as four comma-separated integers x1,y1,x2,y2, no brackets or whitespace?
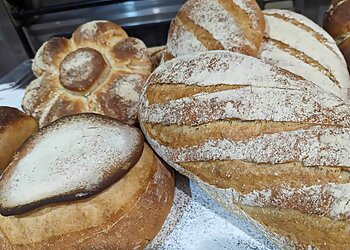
0,114,143,215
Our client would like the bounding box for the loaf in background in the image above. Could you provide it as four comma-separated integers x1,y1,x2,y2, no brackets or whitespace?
262,9,350,100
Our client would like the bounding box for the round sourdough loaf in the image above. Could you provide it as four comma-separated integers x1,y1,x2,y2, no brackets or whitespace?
324,0,350,68
0,114,174,249
22,20,152,127
0,107,38,174
261,9,350,100
164,0,265,61
139,51,350,249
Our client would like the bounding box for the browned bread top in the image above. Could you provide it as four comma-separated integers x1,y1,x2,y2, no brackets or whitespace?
23,20,152,127
0,107,38,173
0,107,31,130
0,113,143,216
324,0,350,69
164,0,265,61
324,0,350,39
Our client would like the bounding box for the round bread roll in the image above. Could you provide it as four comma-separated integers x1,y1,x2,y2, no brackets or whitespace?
0,114,174,249
324,0,350,68
0,107,38,174
164,0,265,61
262,9,350,100
22,20,152,127
139,51,350,249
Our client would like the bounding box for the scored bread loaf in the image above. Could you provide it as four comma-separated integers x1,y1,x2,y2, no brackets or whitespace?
0,114,174,249
23,20,152,127
0,107,38,174
261,9,350,100
324,0,350,68
139,51,350,249
164,0,265,61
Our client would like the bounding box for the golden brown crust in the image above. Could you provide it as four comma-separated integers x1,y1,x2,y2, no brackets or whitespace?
181,161,350,193
240,205,350,250
0,144,174,249
32,37,73,78
144,120,314,148
324,0,350,68
59,48,109,92
0,107,38,173
72,21,128,48
324,0,350,38
23,20,152,127
90,71,149,125
339,36,350,67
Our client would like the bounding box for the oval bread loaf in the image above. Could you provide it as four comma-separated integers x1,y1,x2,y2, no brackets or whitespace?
324,0,350,68
0,114,174,249
262,9,350,100
0,107,38,174
23,20,152,127
139,51,350,250
164,0,265,61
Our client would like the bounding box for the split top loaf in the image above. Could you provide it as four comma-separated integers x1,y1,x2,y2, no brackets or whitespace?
139,51,350,249
23,20,152,127
261,9,350,100
164,0,265,61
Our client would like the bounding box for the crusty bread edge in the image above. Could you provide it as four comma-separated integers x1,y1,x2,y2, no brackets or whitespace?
140,123,291,249
0,143,175,249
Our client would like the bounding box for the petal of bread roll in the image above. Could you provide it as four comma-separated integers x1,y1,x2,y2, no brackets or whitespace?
0,113,174,249
23,20,152,127
164,0,265,61
261,9,350,100
139,51,350,249
0,107,38,174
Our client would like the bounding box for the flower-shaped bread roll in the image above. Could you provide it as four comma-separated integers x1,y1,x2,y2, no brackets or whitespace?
23,20,152,127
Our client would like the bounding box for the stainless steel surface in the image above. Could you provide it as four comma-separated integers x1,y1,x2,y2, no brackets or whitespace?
22,0,186,51
0,59,33,92
0,1,28,78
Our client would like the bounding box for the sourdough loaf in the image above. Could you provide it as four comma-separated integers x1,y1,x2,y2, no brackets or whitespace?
139,51,350,249
324,0,350,68
262,9,350,100
164,0,265,61
23,21,152,127
0,107,38,174
0,114,174,249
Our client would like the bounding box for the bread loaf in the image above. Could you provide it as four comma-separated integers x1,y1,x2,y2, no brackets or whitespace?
0,107,38,174
0,114,174,249
139,51,350,249
164,0,265,61
324,0,350,68
262,9,350,100
23,21,152,127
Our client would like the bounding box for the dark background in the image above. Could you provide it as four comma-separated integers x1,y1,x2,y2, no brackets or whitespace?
0,0,331,78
